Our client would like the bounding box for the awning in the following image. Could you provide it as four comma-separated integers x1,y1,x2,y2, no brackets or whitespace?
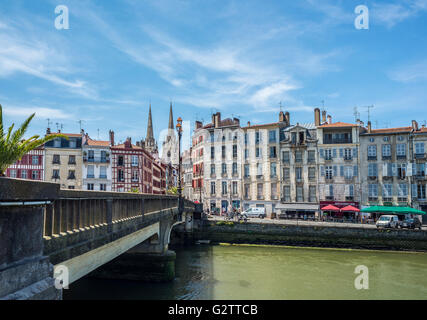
321,204,340,211
361,206,426,215
341,205,360,212
275,203,318,211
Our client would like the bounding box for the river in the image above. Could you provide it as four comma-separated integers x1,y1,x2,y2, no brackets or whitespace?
63,244,427,300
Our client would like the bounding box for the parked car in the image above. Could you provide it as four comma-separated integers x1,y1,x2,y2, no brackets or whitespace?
401,218,422,230
242,207,266,219
376,215,400,229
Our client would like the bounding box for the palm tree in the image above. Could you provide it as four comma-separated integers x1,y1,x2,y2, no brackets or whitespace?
0,104,67,176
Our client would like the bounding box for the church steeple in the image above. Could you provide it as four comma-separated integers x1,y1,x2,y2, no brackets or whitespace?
147,104,154,141
168,102,174,130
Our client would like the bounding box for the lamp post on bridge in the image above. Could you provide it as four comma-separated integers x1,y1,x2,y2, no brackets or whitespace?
176,117,183,220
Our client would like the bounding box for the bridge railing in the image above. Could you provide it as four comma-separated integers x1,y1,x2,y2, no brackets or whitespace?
0,178,195,238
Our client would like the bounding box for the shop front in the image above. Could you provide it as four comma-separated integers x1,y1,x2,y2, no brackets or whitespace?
276,203,319,220
320,201,360,221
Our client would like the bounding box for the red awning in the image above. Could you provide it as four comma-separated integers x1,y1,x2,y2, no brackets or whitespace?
194,201,200,204
341,205,360,212
321,204,340,211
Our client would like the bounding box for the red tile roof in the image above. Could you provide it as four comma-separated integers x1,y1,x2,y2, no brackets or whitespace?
368,126,412,134
86,138,110,147
320,122,358,128
243,122,279,129
47,132,81,137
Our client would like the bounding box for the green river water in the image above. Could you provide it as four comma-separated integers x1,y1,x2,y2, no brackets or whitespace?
63,244,427,300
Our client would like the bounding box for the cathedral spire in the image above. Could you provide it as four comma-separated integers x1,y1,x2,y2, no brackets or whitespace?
168,102,174,130
147,103,154,141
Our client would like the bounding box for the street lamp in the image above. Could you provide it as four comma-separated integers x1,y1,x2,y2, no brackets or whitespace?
176,117,183,219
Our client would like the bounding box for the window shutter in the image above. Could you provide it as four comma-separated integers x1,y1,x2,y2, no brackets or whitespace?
345,184,350,196
412,184,418,198
340,166,344,177
333,166,337,176
407,163,413,176
339,148,344,158
319,149,324,158
383,163,388,176
333,149,337,158
352,148,357,158
353,165,358,177
321,166,325,176
392,163,397,176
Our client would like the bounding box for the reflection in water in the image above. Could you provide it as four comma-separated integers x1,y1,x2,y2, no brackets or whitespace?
64,245,427,300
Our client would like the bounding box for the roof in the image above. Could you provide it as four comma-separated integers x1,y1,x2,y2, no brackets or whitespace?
112,143,144,150
284,123,316,131
47,132,81,137
203,118,240,129
363,126,412,135
85,137,110,147
243,122,280,129
320,122,358,128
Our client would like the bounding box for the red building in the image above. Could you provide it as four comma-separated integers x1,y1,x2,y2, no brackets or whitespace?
5,147,44,180
110,133,165,194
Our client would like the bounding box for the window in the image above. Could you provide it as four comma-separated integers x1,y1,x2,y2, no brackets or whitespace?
118,156,124,166
244,133,248,145
369,138,375,142
52,169,59,179
101,151,107,162
257,163,262,176
383,184,393,199
269,146,277,158
118,169,124,182
415,142,425,155
211,147,215,159
283,167,290,180
344,166,353,179
368,163,378,177
232,162,238,175
87,165,94,178
296,186,303,202
369,184,378,198
309,186,316,202
88,150,94,160
270,162,277,177
269,130,276,143
383,137,389,142
256,147,261,158
396,144,406,156
308,167,316,180
307,150,315,163
53,154,60,164
20,170,27,179
100,184,107,191
100,166,107,179
295,151,302,163
222,163,227,174
295,167,302,181
53,138,61,148
368,145,377,158
87,184,94,191
325,149,332,160
68,170,75,180
325,166,333,179
344,148,352,160
10,169,17,178
32,156,39,165
283,186,291,202
233,145,238,158
244,184,250,198
271,183,277,199
282,151,290,163
132,155,138,166
255,132,260,144
222,146,226,158
382,144,391,157
68,186,75,190
232,181,238,195
398,184,408,197
211,182,216,194
244,148,249,159
416,163,425,176
32,170,39,180
222,181,227,195
132,170,139,182
210,132,214,143
69,155,76,164
417,184,426,200
211,164,215,175
397,163,406,179
244,164,250,177
69,139,77,148
257,183,263,198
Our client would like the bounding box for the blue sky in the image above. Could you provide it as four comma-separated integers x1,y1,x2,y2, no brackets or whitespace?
1,0,427,152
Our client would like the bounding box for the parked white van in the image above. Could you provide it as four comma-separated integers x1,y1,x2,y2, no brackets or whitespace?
376,215,400,229
242,207,266,219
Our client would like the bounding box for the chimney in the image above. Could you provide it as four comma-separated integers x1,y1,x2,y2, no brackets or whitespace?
327,115,332,124
314,108,321,126
46,127,51,135
233,117,240,125
124,137,132,148
214,112,221,128
367,121,372,133
412,120,419,131
247,121,251,127
136,141,141,147
109,130,115,146
285,112,290,126
195,121,202,129
279,111,285,123
360,120,364,127
322,110,327,123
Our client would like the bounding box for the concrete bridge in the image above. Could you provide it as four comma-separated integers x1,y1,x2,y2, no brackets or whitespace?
0,178,196,300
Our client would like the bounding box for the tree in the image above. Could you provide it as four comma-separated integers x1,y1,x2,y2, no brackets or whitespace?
0,104,67,176
167,186,178,195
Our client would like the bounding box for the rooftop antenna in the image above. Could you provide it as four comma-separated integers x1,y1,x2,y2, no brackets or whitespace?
46,118,51,129
56,123,63,132
364,105,374,123
77,120,85,131
353,107,360,121
97,129,100,140
375,120,379,129
279,101,283,112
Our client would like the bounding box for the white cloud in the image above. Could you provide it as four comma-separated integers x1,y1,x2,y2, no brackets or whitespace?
3,106,72,119
372,0,427,28
389,59,427,82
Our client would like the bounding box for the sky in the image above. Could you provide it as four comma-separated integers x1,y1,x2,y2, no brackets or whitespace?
1,0,427,152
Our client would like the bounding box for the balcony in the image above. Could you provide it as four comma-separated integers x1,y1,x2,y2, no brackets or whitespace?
210,173,216,178
52,160,61,165
344,156,353,161
382,197,393,202
307,158,315,164
396,155,406,160
256,175,263,180
415,174,426,180
382,155,392,161
325,196,334,200
51,175,60,180
345,196,354,201
232,172,239,177
84,157,110,163
99,175,107,179
367,156,377,161
257,195,264,200
67,175,76,180
323,138,352,144
87,174,95,179
368,176,377,180
368,197,378,201
222,172,228,178
415,153,426,159
68,159,76,165
382,176,393,181
398,197,408,202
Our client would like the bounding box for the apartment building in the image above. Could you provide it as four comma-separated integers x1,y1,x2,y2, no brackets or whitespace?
5,146,45,181
277,111,318,218
241,112,289,217
44,130,83,190
317,112,361,211
182,149,194,201
82,133,112,191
